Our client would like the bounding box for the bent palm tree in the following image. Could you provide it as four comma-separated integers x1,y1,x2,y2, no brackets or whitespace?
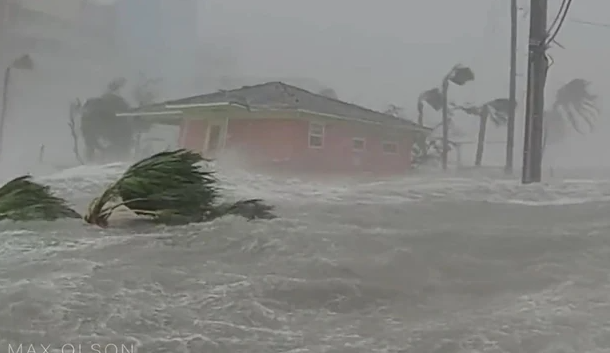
0,176,80,221
455,98,511,166
77,77,159,163
79,91,132,162
84,149,276,227
416,66,475,126
542,78,599,157
416,88,443,126
416,64,474,169
0,151,276,226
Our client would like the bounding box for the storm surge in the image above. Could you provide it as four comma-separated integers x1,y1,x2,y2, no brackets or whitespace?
0,164,609,352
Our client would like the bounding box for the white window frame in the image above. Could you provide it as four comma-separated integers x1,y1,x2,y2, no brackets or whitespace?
382,141,399,154
352,137,365,151
308,122,325,148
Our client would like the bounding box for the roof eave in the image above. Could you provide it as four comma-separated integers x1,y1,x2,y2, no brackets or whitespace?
164,102,250,110
295,109,431,132
152,102,432,132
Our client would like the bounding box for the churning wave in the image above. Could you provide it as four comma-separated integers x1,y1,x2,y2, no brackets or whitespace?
1,163,610,352
37,162,610,206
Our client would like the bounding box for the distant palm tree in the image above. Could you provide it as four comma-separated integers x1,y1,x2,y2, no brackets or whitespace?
542,78,599,157
416,88,443,126
454,98,511,166
416,64,475,169
416,65,474,127
75,76,161,162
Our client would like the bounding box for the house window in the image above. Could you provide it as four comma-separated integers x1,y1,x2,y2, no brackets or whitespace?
308,122,324,148
352,138,365,151
382,141,398,154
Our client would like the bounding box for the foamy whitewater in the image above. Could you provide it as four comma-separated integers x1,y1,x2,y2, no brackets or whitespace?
2,163,610,352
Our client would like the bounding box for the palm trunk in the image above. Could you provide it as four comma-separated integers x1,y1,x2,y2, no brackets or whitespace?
474,115,488,166
441,79,450,170
541,124,548,160
417,101,424,125
68,101,84,164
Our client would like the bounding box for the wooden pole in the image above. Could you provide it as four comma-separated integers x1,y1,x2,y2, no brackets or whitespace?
521,0,547,184
505,0,518,174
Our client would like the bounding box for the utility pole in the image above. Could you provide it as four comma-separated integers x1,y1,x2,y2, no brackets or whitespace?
505,0,518,175
521,0,548,184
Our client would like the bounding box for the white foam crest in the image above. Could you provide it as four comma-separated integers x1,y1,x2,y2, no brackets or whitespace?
215,168,353,202
40,162,127,181
32,162,610,206
35,163,129,200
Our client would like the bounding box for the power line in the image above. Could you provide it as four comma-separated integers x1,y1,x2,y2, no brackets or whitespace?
546,0,568,38
544,0,574,86
546,0,573,46
569,18,610,29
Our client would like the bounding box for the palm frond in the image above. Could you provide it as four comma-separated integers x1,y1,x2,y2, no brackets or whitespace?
553,78,599,134
448,65,475,86
485,98,511,126
0,176,80,221
418,88,444,111
454,98,511,126
84,149,276,227
454,103,481,116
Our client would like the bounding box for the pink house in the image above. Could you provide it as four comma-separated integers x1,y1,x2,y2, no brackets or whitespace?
122,82,431,175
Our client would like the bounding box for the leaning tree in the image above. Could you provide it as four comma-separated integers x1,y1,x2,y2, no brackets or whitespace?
79,78,132,162
454,98,512,166
416,64,475,169
542,78,599,159
70,76,160,163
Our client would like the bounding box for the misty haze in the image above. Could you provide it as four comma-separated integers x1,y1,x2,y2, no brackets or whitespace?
0,0,609,352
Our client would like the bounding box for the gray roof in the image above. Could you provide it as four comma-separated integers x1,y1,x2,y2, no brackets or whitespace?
165,82,429,131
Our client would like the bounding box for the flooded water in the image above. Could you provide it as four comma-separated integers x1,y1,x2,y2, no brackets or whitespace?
2,164,610,352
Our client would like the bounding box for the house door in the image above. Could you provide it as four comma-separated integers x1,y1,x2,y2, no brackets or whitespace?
204,124,223,158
